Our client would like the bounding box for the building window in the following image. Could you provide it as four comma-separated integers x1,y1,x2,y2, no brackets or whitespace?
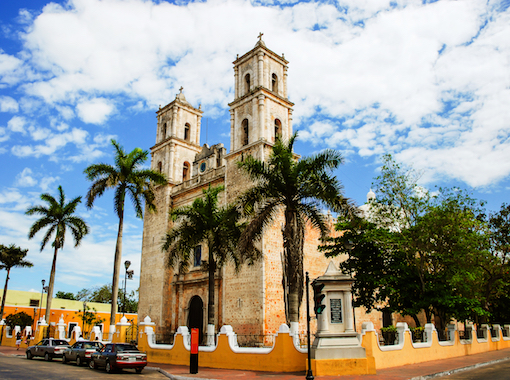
272,73,278,93
242,119,249,146
162,123,167,139
184,123,190,141
274,119,282,141
194,245,202,267
245,74,251,95
29,299,39,307
183,162,190,181
158,161,162,173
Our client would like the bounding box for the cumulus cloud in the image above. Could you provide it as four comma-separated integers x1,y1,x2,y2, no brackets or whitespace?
0,0,508,191
0,96,19,112
76,98,115,124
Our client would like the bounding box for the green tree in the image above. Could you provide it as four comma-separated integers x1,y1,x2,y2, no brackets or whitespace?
5,311,33,330
0,244,33,320
55,291,76,300
237,134,351,325
84,139,166,328
163,185,258,332
26,185,89,324
76,305,104,336
478,203,510,322
321,155,488,330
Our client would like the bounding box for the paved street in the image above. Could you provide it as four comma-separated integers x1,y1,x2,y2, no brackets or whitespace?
436,359,510,380
0,354,166,380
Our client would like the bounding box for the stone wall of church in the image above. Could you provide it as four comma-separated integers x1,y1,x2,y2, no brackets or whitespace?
138,184,173,330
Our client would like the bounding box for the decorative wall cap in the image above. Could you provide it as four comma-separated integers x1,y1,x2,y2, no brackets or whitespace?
361,322,375,332
278,324,290,333
176,326,189,335
220,325,234,335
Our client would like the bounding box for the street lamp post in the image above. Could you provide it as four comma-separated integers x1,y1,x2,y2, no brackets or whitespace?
82,301,87,338
123,260,132,315
38,279,45,325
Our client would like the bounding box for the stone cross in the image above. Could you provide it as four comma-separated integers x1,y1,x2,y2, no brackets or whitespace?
258,32,264,42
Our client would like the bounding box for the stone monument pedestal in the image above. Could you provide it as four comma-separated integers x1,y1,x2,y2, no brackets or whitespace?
310,262,375,375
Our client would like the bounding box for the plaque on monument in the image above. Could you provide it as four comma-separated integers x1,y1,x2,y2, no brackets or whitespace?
330,298,342,323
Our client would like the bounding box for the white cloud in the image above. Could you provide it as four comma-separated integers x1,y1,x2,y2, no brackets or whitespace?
15,168,37,187
76,98,115,124
0,0,508,191
12,127,89,158
0,96,19,112
7,115,27,133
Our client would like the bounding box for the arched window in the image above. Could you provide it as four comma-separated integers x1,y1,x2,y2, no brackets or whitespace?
194,245,202,267
162,123,167,139
274,119,282,141
272,73,278,93
183,162,190,181
245,74,251,95
157,161,162,173
184,123,190,141
242,119,249,146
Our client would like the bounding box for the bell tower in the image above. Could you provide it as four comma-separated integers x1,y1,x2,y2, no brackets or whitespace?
152,88,203,184
228,34,294,156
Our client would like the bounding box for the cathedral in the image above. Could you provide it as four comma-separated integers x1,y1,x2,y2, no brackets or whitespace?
138,37,381,342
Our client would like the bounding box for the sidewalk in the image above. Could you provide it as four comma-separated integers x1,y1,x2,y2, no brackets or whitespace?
2,344,510,379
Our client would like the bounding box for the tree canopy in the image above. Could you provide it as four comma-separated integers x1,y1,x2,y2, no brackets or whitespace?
84,139,166,326
321,154,508,329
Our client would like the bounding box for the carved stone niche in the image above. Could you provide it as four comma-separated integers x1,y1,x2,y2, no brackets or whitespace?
311,261,366,360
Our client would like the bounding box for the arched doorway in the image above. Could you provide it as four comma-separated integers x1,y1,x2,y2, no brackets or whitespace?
187,296,204,344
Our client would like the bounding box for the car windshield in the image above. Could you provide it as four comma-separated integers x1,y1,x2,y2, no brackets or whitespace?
116,344,138,352
84,342,103,349
52,340,69,346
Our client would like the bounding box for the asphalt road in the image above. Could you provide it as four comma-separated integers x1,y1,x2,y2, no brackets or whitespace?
437,359,510,380
0,354,167,379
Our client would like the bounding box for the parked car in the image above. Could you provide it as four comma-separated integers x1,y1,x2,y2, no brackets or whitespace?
62,340,104,366
89,343,147,373
26,338,71,361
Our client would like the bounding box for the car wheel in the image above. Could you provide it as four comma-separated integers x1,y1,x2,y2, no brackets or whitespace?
44,352,52,361
26,351,33,360
105,360,113,373
89,360,96,370
76,356,82,366
62,354,67,364
136,368,143,374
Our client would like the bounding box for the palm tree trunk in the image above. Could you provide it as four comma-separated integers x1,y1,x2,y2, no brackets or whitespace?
45,246,58,325
110,209,124,333
284,209,304,324
0,268,10,320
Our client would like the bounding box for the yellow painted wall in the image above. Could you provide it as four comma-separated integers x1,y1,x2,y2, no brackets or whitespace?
136,320,510,375
0,289,137,340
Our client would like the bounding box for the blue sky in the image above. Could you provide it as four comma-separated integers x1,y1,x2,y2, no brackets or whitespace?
0,0,509,299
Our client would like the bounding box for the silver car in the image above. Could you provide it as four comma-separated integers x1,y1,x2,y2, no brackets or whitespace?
62,341,104,366
26,338,70,361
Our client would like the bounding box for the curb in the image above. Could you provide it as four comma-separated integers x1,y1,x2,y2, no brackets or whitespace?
148,367,218,380
408,356,510,379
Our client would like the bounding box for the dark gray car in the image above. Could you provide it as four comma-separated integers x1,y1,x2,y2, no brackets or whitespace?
62,341,104,366
26,338,70,361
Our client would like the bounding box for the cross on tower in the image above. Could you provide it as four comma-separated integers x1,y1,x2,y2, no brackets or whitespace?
179,86,184,93
258,32,264,42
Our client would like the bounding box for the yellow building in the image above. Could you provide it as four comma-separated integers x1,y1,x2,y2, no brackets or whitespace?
0,289,137,337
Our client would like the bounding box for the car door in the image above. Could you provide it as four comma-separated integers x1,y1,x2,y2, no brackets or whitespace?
35,340,47,357
72,342,82,360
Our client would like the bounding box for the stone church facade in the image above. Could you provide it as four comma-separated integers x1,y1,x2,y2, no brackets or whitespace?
138,38,383,341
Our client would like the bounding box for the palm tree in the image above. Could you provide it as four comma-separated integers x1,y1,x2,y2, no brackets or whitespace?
26,186,89,324
163,185,259,341
0,244,33,320
237,133,352,327
84,139,167,330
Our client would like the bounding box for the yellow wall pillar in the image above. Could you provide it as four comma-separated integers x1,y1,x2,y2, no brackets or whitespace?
112,316,130,343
